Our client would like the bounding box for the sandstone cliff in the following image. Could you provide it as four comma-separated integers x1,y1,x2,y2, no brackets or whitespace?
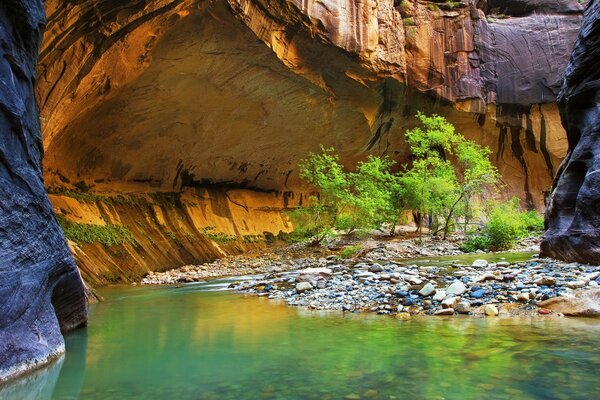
37,0,583,210
0,0,87,383
542,0,600,264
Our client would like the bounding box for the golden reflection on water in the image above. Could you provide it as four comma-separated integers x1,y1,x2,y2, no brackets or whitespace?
2,283,599,400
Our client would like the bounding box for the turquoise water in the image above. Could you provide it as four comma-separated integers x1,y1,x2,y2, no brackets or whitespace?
1,275,599,399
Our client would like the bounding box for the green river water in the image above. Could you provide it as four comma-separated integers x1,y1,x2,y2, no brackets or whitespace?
1,253,599,400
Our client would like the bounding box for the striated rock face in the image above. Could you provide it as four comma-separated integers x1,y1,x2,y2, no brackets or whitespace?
49,187,299,286
542,0,600,264
37,0,583,210
0,0,87,383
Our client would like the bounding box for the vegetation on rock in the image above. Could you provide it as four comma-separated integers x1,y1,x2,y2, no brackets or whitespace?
56,214,136,247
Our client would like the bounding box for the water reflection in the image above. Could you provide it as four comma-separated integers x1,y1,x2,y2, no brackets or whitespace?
0,329,87,400
1,280,599,400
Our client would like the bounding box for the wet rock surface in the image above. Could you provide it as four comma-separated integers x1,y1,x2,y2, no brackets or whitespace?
0,0,87,383
542,0,600,264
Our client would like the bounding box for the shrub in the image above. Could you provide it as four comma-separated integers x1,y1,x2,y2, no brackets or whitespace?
462,199,544,252
339,245,363,259
461,234,491,253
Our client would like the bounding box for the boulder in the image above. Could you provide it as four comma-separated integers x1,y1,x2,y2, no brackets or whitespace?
296,268,333,283
538,289,600,317
419,283,437,297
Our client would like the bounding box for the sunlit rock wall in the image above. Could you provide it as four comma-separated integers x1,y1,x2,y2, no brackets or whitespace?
37,0,584,210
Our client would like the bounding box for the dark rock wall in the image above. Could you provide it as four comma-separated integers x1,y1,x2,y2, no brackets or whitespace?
0,0,87,382
542,0,600,264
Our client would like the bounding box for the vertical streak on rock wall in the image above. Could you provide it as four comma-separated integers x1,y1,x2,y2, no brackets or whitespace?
542,0,600,264
0,0,87,382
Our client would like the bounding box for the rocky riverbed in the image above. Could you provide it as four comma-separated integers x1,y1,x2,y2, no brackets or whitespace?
141,236,600,318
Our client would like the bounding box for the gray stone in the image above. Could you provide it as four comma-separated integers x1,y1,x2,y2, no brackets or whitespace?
419,283,436,297
472,259,489,268
446,280,467,296
296,282,313,293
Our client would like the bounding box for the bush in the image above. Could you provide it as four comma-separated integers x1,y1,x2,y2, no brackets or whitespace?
461,234,491,253
462,199,544,252
339,245,363,259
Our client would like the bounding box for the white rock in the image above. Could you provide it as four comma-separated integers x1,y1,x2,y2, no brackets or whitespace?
295,282,313,293
433,290,447,302
567,280,586,289
442,296,460,309
472,259,489,268
419,283,436,297
517,292,530,302
446,280,467,296
296,267,332,283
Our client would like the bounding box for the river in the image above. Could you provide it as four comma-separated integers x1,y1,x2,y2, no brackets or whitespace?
1,259,599,399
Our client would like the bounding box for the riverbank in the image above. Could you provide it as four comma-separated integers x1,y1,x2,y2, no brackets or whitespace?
141,235,600,318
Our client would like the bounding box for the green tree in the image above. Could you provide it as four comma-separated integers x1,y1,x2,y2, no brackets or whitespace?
348,155,403,235
293,147,403,242
401,112,499,238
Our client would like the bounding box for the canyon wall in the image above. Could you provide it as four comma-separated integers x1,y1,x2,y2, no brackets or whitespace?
37,0,582,209
542,0,600,264
33,0,584,275
49,187,298,286
0,0,86,383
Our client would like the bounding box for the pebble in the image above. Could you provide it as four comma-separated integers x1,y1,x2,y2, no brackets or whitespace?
483,304,499,316
434,308,455,316
472,259,489,268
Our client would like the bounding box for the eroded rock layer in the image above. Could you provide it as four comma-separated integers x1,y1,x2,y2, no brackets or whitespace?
542,0,600,264
0,0,87,383
50,187,298,286
37,0,583,210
